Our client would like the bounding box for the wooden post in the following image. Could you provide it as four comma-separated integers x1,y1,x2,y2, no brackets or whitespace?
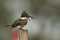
12,28,17,40
12,28,28,40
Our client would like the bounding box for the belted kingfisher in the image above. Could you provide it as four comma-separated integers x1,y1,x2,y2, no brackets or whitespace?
6,11,34,29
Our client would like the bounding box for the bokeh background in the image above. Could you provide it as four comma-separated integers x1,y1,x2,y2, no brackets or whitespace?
0,0,60,40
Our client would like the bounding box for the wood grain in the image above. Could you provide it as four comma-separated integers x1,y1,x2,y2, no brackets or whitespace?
12,28,28,40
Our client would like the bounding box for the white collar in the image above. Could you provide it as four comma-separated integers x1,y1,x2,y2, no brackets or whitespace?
20,17,27,19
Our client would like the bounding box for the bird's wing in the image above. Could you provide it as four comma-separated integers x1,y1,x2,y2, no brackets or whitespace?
12,19,22,28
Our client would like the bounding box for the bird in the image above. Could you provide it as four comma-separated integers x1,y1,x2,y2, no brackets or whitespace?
6,11,34,30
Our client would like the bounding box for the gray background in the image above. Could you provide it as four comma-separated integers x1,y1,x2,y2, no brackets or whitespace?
0,0,60,40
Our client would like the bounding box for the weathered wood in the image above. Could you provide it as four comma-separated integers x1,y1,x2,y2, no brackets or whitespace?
17,29,28,40
12,28,17,40
12,28,28,40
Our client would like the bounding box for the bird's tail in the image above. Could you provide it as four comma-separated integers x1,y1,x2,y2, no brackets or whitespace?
5,25,12,27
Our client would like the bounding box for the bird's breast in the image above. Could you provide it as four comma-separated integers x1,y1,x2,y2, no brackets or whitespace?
20,19,28,26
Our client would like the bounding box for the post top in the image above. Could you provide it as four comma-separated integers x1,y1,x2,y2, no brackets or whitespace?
12,28,28,31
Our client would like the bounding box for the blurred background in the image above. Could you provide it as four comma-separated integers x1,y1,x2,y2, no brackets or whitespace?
0,0,60,40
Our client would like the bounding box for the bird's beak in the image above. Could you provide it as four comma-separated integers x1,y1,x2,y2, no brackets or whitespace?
31,16,34,19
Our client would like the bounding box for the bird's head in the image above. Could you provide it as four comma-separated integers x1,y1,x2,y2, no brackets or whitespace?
20,11,34,21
